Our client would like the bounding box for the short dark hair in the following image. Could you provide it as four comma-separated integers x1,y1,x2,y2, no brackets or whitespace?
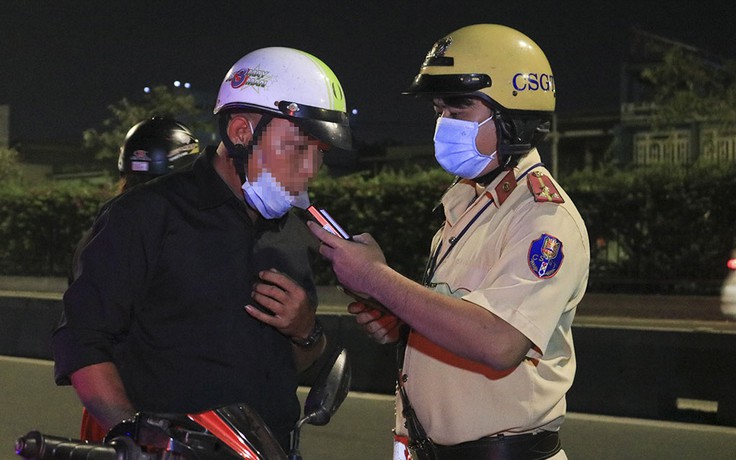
438,95,477,108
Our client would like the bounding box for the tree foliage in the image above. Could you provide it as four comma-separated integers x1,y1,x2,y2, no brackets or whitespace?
82,85,209,165
641,46,736,128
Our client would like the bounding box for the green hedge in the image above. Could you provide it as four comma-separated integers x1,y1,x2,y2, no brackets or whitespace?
1,163,734,295
0,183,113,277
565,163,736,294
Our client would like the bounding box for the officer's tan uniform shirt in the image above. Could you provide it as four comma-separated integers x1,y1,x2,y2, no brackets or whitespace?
395,149,590,445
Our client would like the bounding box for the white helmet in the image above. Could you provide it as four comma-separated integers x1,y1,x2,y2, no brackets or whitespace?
214,47,351,150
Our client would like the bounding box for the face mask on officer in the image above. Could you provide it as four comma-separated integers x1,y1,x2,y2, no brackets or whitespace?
433,116,496,179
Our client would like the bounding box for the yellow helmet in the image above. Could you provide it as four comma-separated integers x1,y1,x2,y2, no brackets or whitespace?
404,24,555,114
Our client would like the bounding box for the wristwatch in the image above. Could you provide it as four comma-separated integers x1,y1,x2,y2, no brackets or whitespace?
291,319,324,348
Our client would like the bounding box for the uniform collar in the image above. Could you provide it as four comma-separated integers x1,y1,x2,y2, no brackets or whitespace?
440,149,544,224
484,148,543,206
484,149,541,189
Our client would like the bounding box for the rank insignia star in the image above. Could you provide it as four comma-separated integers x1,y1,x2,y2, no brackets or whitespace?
527,171,564,203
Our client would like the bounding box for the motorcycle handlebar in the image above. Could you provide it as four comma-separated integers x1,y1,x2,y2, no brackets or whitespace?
15,431,132,460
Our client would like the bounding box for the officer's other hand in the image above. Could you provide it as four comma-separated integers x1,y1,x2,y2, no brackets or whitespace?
348,301,401,344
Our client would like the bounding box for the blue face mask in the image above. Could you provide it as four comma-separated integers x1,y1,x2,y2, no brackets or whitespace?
433,116,496,179
241,170,310,219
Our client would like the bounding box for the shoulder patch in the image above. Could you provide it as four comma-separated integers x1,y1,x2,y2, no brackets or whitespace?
528,233,564,279
527,171,564,203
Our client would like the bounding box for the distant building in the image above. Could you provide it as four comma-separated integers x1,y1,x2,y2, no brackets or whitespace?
552,28,736,172
618,28,736,166
13,140,109,185
0,105,8,149
0,104,108,185
551,111,620,176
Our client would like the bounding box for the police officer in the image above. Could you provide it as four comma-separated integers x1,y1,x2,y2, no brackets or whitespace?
310,24,589,459
53,47,351,451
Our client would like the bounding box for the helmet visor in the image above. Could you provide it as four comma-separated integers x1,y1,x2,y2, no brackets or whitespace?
277,100,352,151
403,73,492,97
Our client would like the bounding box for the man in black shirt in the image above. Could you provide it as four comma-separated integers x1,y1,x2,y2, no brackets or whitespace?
52,47,352,449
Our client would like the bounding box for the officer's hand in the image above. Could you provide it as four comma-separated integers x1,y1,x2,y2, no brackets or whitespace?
245,269,315,340
308,221,387,297
348,301,401,344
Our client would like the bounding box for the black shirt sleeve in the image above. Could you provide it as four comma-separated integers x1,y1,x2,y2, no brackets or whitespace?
52,200,151,384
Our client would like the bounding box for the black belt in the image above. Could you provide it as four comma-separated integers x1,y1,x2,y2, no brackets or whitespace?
433,431,561,460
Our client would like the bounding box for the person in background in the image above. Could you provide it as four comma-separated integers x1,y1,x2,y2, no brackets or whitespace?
53,46,351,450
115,116,200,193
310,24,589,459
70,116,200,282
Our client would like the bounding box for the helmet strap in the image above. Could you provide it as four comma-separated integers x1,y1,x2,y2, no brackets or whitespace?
474,154,519,185
495,115,530,156
474,113,532,185
218,113,273,184
493,113,552,166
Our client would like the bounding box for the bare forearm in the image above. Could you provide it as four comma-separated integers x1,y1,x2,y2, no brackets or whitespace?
307,224,532,369
367,265,531,370
70,362,136,431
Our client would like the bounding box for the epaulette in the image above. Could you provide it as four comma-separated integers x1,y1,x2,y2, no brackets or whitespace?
527,171,564,203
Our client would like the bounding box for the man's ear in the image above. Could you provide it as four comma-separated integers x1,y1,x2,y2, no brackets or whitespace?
227,114,255,146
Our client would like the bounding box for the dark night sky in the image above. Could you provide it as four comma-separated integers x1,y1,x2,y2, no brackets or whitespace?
2,0,734,145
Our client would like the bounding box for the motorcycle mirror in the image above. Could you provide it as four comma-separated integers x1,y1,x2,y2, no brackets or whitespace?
302,347,351,426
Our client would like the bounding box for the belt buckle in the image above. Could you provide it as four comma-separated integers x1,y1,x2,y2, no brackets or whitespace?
408,438,439,460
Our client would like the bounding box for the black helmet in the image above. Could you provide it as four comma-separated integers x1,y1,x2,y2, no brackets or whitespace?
118,117,200,176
